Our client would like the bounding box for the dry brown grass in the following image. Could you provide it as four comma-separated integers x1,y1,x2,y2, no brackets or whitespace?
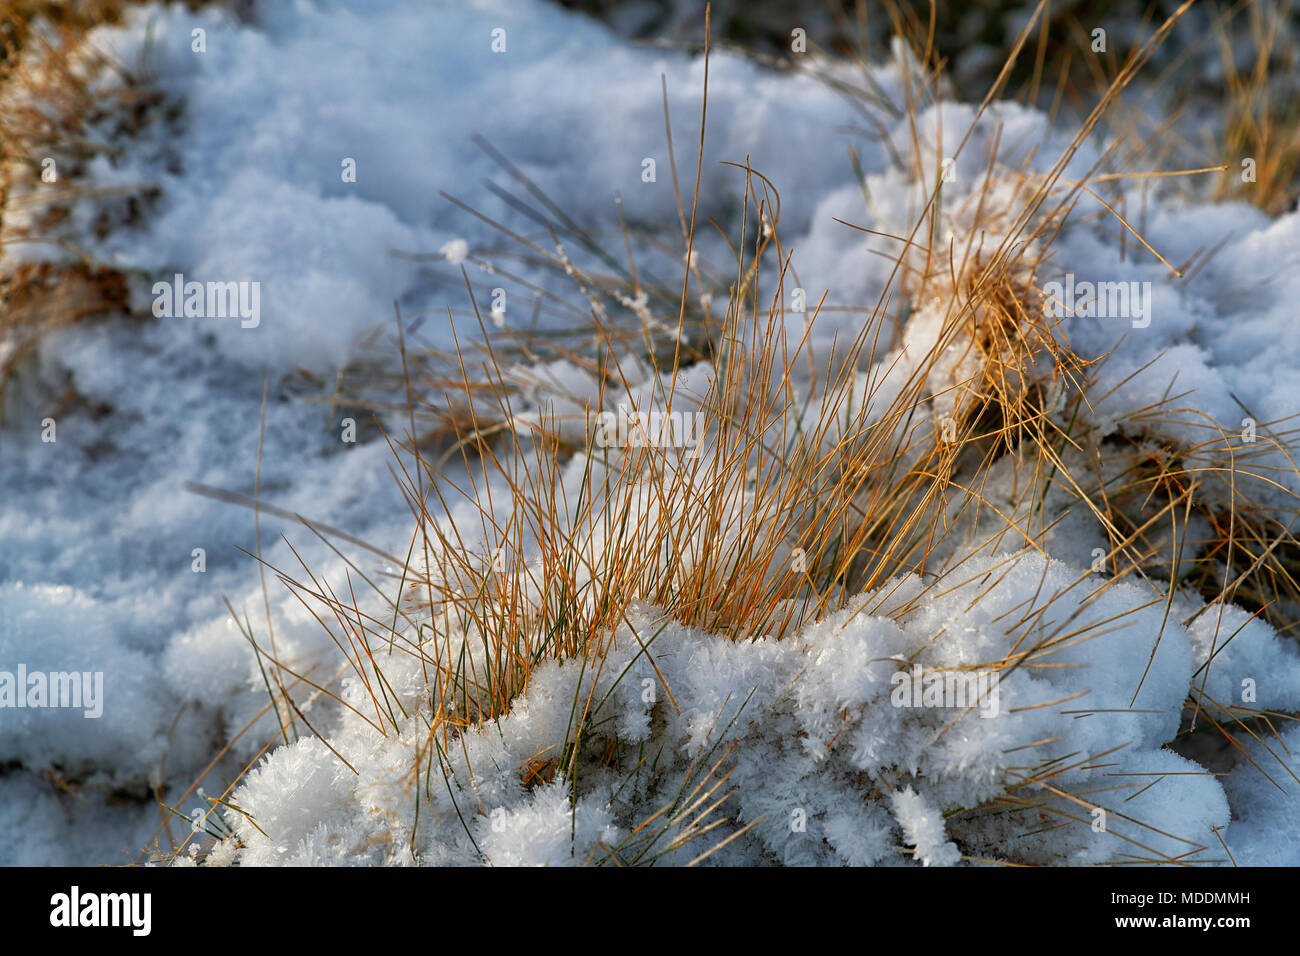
0,3,146,398
1209,0,1300,213
0,0,239,402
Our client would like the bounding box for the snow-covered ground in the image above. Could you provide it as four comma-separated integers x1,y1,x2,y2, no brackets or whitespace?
1,0,1297,865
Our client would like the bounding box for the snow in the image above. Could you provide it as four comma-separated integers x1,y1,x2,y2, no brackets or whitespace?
0,0,1298,866
439,239,470,265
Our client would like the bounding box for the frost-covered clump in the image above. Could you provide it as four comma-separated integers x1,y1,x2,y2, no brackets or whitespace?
208,149,1300,863
168,77,1300,866
208,535,1300,867
199,20,1300,867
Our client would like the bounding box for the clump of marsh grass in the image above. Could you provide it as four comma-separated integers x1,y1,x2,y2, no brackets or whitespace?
157,0,1299,867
